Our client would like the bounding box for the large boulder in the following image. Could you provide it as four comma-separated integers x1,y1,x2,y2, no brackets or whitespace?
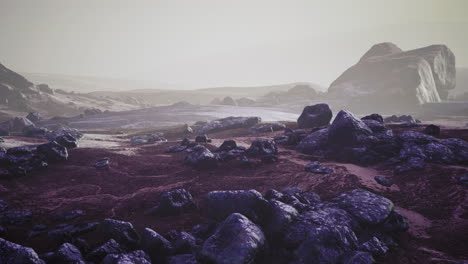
296,128,329,154
328,110,372,147
297,103,333,129
0,238,44,264
51,243,85,264
332,189,394,225
197,116,261,134
200,213,265,264
86,239,126,263
328,43,456,110
140,228,173,262
206,190,268,222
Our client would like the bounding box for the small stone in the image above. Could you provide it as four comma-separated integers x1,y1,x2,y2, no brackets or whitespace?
374,175,393,187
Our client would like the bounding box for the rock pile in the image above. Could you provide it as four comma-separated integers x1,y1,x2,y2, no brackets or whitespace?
292,105,468,173
0,188,408,263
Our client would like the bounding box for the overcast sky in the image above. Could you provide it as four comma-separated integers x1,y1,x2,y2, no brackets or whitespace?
1,0,467,89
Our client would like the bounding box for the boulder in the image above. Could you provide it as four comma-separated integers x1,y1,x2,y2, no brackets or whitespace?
101,250,151,264
296,128,329,154
263,200,299,238
217,140,237,152
423,124,441,136
102,219,140,247
297,103,333,129
361,113,384,123
146,189,197,216
362,120,386,133
359,42,403,62
55,134,78,149
200,213,265,264
374,176,393,187
195,134,211,143
48,222,99,241
328,110,372,147
0,238,44,264
358,237,389,256
397,130,437,145
36,141,68,162
197,116,261,134
424,142,455,164
86,239,126,263
52,243,85,264
441,138,468,164
140,228,173,262
184,146,218,169
328,43,455,110
206,190,268,222
245,139,278,156
164,231,196,254
332,189,394,225
304,161,333,174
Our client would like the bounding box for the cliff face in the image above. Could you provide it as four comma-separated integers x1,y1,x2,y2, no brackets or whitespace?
328,43,456,110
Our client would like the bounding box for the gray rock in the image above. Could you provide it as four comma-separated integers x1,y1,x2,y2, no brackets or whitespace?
36,141,68,162
52,243,85,264
441,138,468,164
197,116,261,134
374,176,393,187
206,190,268,222
263,200,299,238
358,237,389,256
86,239,126,263
394,157,426,174
0,238,44,264
201,213,265,264
184,146,218,169
361,113,384,123
101,250,151,264
304,161,333,174
297,103,333,129
140,228,173,262
146,189,197,217
332,189,394,225
296,128,329,154
102,219,140,247
328,110,372,147
249,123,286,134
245,139,278,156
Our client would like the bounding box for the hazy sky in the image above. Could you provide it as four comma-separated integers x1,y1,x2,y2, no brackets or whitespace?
1,0,467,89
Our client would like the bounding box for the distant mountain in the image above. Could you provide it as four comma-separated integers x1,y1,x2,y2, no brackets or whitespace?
0,64,141,121
21,72,182,93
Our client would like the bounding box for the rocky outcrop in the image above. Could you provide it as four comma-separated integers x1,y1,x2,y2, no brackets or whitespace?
328,43,456,110
0,238,44,264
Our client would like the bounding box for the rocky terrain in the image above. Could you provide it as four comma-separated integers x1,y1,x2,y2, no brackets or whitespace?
0,102,466,264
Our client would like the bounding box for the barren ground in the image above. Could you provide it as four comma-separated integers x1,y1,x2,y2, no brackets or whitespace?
0,125,467,264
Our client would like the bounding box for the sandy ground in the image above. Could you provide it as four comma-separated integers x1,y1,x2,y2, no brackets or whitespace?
0,126,466,263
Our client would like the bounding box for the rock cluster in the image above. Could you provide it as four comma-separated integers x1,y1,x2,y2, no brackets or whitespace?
0,133,80,177
0,187,407,264
130,133,167,145
292,105,468,173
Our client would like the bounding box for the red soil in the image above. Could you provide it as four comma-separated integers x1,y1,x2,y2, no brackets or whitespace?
0,127,466,263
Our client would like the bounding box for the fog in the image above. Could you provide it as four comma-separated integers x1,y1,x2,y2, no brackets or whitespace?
1,0,468,89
